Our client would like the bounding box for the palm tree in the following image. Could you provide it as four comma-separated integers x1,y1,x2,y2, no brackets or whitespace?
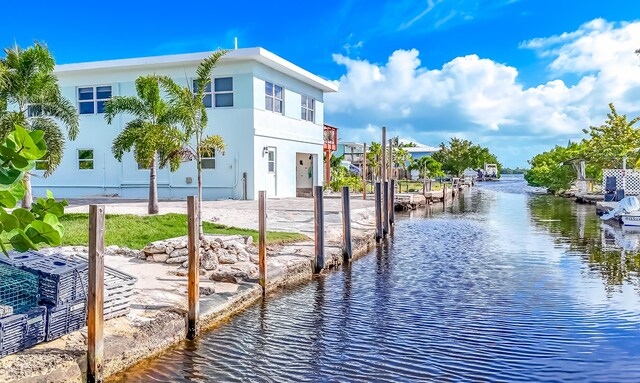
158,50,228,236
0,42,79,209
105,76,183,214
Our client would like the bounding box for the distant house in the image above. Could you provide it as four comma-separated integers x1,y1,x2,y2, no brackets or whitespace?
399,140,440,180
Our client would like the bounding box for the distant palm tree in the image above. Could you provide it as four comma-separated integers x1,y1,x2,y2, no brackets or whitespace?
0,42,79,209
105,76,183,214
158,50,228,235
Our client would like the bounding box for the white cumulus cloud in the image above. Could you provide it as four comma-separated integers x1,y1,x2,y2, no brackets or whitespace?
325,19,640,166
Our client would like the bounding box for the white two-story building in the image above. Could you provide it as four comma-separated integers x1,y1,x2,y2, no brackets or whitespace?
32,47,338,200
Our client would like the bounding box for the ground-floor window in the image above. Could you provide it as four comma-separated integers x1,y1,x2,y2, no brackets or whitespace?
78,149,94,170
35,160,48,171
202,150,216,169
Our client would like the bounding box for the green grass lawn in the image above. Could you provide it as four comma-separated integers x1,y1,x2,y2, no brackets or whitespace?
56,213,308,249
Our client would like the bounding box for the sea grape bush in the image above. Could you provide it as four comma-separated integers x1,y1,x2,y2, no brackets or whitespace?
0,125,66,253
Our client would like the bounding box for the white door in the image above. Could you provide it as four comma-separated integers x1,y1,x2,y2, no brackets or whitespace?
267,147,276,197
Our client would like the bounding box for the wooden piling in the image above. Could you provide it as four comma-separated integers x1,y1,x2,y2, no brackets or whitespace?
375,181,383,241
390,179,395,224
341,186,352,261
383,180,389,235
187,196,199,340
381,127,387,182
313,185,325,273
258,191,267,293
87,205,105,383
388,138,393,180
362,143,367,200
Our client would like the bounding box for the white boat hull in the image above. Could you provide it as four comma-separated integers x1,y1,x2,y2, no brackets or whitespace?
622,214,640,226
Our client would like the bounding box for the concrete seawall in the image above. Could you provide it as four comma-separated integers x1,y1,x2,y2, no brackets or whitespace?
0,197,378,382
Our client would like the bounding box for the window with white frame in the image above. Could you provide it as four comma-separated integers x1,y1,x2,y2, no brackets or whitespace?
267,148,276,173
193,80,212,108
265,82,283,114
214,77,233,107
78,86,112,114
202,150,216,169
78,149,94,170
301,95,315,122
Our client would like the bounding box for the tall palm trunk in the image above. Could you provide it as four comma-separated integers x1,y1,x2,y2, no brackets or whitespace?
148,154,159,215
21,173,33,209
197,152,204,238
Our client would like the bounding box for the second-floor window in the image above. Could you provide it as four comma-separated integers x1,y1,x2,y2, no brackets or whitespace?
265,82,283,114
301,95,315,122
214,77,233,107
193,80,213,108
78,86,111,114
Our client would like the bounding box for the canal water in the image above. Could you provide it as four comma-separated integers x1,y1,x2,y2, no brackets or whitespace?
109,175,640,382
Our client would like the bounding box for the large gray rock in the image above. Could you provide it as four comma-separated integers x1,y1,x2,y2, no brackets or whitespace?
174,240,187,250
244,236,253,245
169,248,188,258
236,248,250,262
166,256,188,264
152,253,169,263
201,249,219,270
218,252,238,265
214,235,244,248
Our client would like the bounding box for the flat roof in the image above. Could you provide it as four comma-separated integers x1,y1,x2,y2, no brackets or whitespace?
55,47,338,93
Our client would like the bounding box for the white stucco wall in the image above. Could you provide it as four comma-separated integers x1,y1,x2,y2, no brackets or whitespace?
31,51,332,201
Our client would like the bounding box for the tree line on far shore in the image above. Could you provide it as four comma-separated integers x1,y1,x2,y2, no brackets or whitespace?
328,136,501,192
525,103,640,193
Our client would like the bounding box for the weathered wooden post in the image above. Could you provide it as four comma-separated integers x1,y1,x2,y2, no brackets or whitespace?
87,205,105,383
383,180,389,235
341,186,352,261
258,191,267,293
389,179,395,224
362,143,367,200
375,181,383,241
443,183,447,202
388,138,394,180
187,196,199,340
381,127,387,182
313,185,325,273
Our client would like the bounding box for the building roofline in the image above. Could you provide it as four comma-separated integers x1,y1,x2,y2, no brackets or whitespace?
54,47,338,93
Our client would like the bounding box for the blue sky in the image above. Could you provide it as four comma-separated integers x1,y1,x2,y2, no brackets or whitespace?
2,0,639,167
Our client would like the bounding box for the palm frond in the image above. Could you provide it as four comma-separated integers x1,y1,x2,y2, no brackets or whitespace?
195,49,228,92
30,116,64,177
31,96,79,140
111,119,146,161
104,96,148,124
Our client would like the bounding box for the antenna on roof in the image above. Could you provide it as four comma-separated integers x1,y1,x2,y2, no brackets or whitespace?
234,37,238,50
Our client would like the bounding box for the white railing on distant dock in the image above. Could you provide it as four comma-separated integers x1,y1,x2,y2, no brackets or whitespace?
602,169,640,195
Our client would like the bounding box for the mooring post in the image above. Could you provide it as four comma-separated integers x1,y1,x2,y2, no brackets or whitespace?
375,181,383,241
258,191,267,293
382,127,387,182
187,195,200,340
314,185,325,273
390,179,395,224
362,143,367,200
443,183,447,202
87,205,105,383
388,138,394,180
341,186,353,261
383,180,389,235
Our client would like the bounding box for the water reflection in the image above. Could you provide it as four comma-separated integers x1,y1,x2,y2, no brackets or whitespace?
528,194,640,292
109,177,640,382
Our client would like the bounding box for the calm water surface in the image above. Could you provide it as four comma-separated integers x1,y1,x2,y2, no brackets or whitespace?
109,175,640,382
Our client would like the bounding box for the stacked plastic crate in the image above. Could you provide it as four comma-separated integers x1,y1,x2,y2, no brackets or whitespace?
0,261,47,357
21,255,89,341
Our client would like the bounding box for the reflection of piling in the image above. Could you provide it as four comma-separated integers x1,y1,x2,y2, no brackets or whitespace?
187,196,199,340
341,186,352,261
87,205,105,383
390,179,395,224
314,185,325,273
375,181,383,241
258,191,267,293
